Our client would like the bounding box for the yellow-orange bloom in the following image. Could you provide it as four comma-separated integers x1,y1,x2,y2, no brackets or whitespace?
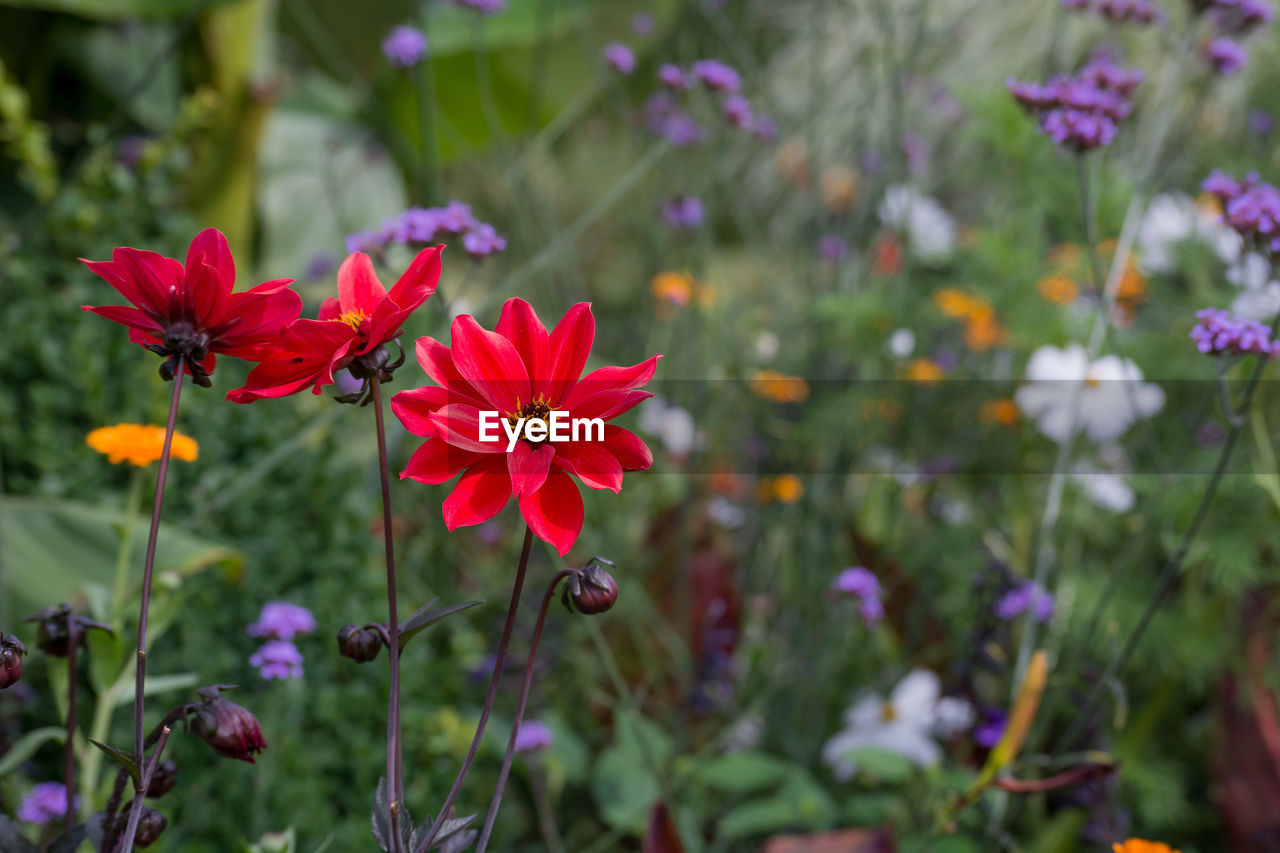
749,370,810,403
771,474,804,503
820,165,859,214
980,399,1020,427
651,272,695,307
905,359,945,384
1037,274,1079,304
965,313,1008,352
1112,840,1180,853
934,288,989,320
87,424,198,467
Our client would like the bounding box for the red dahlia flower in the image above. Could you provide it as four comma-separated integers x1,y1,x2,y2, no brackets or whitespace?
81,228,301,387
391,298,659,555
227,246,443,403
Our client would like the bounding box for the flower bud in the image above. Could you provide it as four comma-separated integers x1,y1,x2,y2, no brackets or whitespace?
118,802,167,847
337,624,383,662
146,760,178,798
0,634,26,688
26,604,75,657
564,563,619,615
190,686,267,763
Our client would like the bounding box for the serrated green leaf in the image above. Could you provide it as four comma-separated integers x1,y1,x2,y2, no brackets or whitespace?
0,726,66,777
89,739,141,787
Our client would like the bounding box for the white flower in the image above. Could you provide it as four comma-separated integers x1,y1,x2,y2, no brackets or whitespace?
754,330,780,362
1014,345,1164,444
887,328,916,358
1227,252,1280,322
1072,467,1135,513
822,669,966,781
639,397,696,457
1136,194,1241,274
878,185,955,264
706,497,745,529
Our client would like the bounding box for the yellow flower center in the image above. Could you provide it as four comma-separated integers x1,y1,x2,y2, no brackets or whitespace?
880,703,898,722
335,310,367,330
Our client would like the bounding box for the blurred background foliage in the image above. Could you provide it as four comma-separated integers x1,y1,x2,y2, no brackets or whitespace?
3,0,1280,850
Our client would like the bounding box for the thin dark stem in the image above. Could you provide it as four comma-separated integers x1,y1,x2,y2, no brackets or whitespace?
370,378,405,853
116,726,173,853
63,619,78,830
102,709,189,852
414,527,535,853
120,356,185,853
1057,322,1278,753
476,569,574,852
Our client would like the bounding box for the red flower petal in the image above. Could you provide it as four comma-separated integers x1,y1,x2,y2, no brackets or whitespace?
80,304,164,338
336,252,387,316
318,297,343,322
601,425,654,471
562,354,661,410
429,404,507,453
185,227,236,296
443,457,512,529
507,441,555,498
519,469,584,556
391,386,448,436
414,336,485,400
545,303,595,406
555,442,623,493
387,244,443,313
186,261,229,333
570,389,652,421
401,438,483,485
112,248,184,322
450,314,531,414
496,298,550,395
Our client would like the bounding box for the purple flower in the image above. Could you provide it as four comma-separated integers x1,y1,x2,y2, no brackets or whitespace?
1211,0,1274,33
247,601,316,641
817,233,848,263
603,42,636,76
345,229,381,255
831,566,879,598
1203,37,1248,74
437,200,479,234
658,64,690,90
303,252,336,282
1190,307,1275,355
858,595,885,627
382,26,428,69
1202,170,1280,248
691,59,741,92
752,113,777,140
1062,0,1162,24
661,195,704,229
659,112,703,146
994,581,1055,623
251,640,304,680
514,719,555,753
722,94,753,129
1007,53,1143,151
462,223,507,259
973,708,1007,749
451,0,507,14
632,11,655,36
18,783,76,824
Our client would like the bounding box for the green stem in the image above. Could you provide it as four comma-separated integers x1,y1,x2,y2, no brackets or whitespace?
111,469,144,630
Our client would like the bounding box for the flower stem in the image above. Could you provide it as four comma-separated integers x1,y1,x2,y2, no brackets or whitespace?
414,526,535,853
370,378,406,853
116,725,173,852
475,568,574,852
63,618,78,832
119,356,185,853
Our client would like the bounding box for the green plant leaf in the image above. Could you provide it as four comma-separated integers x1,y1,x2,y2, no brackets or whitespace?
693,751,790,794
0,497,244,616
109,672,199,706
0,0,221,18
89,738,141,788
0,726,66,777
398,599,484,651
591,746,660,833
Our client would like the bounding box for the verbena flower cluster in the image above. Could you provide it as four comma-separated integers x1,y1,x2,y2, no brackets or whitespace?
1202,170,1280,252
1007,53,1143,151
644,58,774,145
994,580,1055,623
1189,307,1276,355
18,782,76,824
661,194,705,230
246,601,316,680
1062,0,1163,25
345,201,506,260
830,566,885,627
1193,0,1275,73
381,26,428,68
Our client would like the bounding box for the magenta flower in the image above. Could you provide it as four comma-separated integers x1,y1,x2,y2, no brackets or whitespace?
1203,37,1248,74
1190,308,1275,356
602,42,636,75
18,782,76,824
723,94,753,129
251,640,305,680
661,195,705,230
692,59,741,92
994,581,1055,623
658,64,690,90
514,719,555,753
247,601,316,641
382,26,428,68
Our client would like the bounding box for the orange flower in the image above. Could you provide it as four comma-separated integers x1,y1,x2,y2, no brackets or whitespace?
905,359,944,384
1112,840,1180,853
1037,275,1079,304
934,289,1007,351
771,474,804,503
749,370,810,403
820,165,859,214
87,424,198,467
965,313,1008,351
860,399,902,422
934,288,988,319
651,272,696,307
775,138,811,189
1047,243,1084,274
980,398,1020,427
1115,256,1147,306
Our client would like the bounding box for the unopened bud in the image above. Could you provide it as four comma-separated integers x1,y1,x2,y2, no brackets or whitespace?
190,686,267,763
146,760,178,798
563,563,619,615
118,802,167,847
337,624,384,662
0,634,26,688
26,604,75,657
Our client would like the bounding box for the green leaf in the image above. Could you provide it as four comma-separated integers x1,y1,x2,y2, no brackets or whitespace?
242,828,297,853
591,746,661,833
89,739,141,788
693,751,790,794
110,672,199,707
370,777,412,852
0,497,243,617
0,0,222,18
716,772,836,840
398,599,484,651
842,747,916,783
614,710,673,764
0,726,66,777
